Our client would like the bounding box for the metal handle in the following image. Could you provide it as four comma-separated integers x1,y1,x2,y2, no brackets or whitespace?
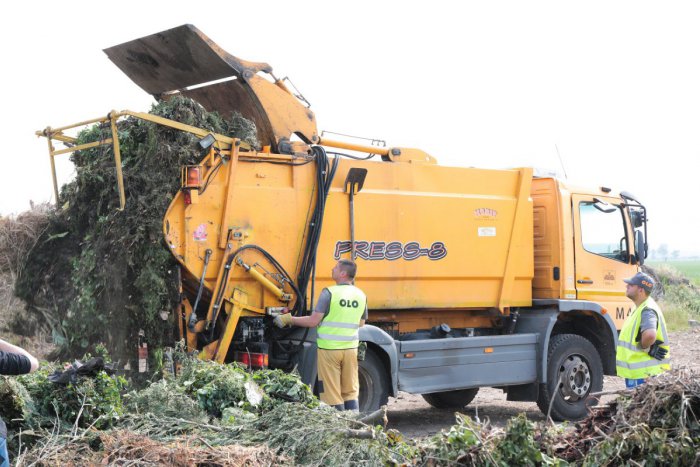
577,279,594,284
189,249,212,330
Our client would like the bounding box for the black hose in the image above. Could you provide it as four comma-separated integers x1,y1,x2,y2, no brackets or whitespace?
295,146,338,316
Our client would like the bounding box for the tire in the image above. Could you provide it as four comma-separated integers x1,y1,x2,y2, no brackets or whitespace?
422,388,479,409
536,334,603,421
358,349,390,413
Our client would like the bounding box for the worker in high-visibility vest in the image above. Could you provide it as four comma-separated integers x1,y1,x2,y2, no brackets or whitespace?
616,272,670,388
274,259,368,410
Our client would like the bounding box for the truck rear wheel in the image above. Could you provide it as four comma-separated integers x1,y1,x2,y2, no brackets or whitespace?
358,349,390,413
537,333,603,421
421,388,479,409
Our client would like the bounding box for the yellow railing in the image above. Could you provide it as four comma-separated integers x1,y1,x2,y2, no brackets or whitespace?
37,110,246,211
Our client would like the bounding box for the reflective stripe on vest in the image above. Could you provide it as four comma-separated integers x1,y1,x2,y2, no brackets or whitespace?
317,285,367,350
616,296,671,379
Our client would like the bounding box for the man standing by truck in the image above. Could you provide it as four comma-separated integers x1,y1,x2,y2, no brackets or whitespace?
616,272,670,388
274,259,368,411
1,338,39,467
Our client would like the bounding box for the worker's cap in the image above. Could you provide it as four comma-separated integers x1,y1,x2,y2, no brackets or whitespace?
623,272,654,293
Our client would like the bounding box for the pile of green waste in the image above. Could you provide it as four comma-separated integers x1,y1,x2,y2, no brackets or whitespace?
2,351,698,466
15,96,258,363
0,350,409,466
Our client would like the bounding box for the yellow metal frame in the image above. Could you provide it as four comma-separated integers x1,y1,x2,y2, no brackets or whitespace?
318,137,437,164
37,110,438,213
37,110,249,211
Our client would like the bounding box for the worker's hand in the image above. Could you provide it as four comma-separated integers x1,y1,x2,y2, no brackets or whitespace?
273,313,293,328
647,340,668,361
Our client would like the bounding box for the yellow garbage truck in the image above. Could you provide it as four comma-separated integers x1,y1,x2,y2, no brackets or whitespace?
39,25,648,421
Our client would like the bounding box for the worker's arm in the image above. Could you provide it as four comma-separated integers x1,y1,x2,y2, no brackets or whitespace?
291,312,325,328
359,303,368,328
640,328,658,349
638,308,660,349
274,288,331,328
0,338,39,373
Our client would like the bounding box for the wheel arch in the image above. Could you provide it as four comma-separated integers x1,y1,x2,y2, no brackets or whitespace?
359,325,399,397
550,310,618,376
527,299,618,382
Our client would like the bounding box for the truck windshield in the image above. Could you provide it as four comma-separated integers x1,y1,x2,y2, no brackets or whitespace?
579,202,629,263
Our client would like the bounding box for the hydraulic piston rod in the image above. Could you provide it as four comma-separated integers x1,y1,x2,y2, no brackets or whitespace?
236,258,292,302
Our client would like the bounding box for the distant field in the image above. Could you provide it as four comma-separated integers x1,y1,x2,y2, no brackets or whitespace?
647,260,700,284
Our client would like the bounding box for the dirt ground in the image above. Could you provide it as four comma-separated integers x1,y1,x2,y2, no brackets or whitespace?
386,328,700,439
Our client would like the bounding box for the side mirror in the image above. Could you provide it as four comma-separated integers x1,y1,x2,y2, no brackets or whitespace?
634,230,645,266
630,209,645,228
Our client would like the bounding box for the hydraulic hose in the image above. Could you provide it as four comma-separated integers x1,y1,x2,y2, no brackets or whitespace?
295,145,338,315
207,244,300,342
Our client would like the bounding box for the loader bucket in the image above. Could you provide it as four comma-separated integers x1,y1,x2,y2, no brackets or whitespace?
104,24,318,152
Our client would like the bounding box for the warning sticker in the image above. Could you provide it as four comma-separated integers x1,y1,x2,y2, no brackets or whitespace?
193,223,208,241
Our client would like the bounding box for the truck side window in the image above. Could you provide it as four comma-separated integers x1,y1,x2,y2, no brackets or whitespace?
579,202,628,263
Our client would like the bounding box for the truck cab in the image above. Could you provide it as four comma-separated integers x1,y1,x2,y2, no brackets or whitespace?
532,177,647,324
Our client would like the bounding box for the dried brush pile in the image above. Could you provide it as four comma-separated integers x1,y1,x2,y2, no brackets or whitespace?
558,367,700,466
0,205,55,345
15,430,286,467
415,368,700,466
0,205,51,281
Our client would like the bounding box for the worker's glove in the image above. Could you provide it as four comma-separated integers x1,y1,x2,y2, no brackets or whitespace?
647,340,668,361
273,313,293,328
357,341,367,361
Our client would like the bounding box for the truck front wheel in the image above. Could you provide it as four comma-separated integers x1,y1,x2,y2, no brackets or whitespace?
537,333,603,421
358,349,390,413
421,388,479,408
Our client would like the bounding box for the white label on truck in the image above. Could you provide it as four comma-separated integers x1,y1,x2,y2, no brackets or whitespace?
478,227,496,237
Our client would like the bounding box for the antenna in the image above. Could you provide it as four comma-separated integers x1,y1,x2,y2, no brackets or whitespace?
555,144,568,180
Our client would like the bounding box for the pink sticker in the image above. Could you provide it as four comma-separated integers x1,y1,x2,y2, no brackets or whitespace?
193,223,208,241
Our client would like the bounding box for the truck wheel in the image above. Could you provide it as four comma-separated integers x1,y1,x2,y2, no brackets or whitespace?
358,349,390,413
421,388,479,409
537,334,603,421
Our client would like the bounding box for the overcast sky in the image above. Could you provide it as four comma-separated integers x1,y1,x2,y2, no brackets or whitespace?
1,1,697,254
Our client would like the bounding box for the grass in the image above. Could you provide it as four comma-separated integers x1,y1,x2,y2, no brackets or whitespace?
663,302,693,332
646,261,700,331
647,260,700,285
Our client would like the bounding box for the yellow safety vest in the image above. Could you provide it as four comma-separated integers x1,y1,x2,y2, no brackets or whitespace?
316,285,367,350
616,297,670,379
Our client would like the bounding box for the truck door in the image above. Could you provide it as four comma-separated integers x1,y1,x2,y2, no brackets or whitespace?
572,195,637,328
